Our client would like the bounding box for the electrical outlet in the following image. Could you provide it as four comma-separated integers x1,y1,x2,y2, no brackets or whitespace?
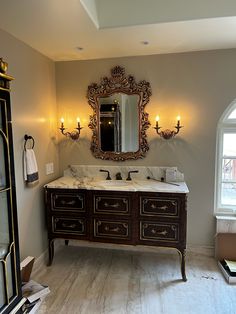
46,162,54,175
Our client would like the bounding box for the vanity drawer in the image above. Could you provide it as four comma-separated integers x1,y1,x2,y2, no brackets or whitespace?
140,196,179,218
140,221,179,242
51,192,85,212
94,195,130,215
93,218,131,240
52,216,86,235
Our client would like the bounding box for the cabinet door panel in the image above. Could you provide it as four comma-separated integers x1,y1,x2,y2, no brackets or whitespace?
0,73,23,313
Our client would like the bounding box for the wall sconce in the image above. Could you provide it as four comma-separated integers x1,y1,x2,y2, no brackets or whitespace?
154,115,183,140
59,117,83,141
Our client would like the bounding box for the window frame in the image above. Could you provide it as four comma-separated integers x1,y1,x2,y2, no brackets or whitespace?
215,100,236,215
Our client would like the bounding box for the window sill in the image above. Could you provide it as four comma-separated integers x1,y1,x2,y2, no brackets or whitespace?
216,215,236,233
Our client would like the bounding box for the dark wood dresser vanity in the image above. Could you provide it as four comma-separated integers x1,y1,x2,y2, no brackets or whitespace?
45,187,187,281
45,67,188,281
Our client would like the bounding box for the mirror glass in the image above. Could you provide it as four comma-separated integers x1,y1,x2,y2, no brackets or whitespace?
87,66,151,161
99,93,139,153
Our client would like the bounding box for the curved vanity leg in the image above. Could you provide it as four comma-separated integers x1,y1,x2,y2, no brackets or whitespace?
65,240,69,246
178,249,187,281
48,239,54,266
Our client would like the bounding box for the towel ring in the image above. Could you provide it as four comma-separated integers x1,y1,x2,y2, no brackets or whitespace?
24,134,35,150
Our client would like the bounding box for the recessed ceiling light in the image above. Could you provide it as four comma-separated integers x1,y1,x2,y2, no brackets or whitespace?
141,41,149,45
76,46,84,51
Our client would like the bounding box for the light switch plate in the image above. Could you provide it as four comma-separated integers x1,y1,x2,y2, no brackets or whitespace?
46,162,54,175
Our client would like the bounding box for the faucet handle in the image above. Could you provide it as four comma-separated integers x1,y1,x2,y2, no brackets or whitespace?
100,169,111,180
126,170,139,181
115,172,122,180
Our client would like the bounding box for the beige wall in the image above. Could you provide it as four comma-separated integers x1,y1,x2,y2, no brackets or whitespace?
2,25,236,252
0,29,59,259
56,50,236,247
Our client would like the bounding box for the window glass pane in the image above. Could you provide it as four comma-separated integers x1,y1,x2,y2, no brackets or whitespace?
228,108,236,119
0,191,10,245
0,134,7,190
222,159,236,181
0,103,2,129
221,182,236,205
0,253,15,309
223,133,236,156
0,99,7,132
0,263,6,308
6,253,14,301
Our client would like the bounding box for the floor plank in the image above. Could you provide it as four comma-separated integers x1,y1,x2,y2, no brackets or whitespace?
33,245,236,314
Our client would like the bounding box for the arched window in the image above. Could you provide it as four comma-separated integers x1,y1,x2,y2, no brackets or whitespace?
215,100,236,214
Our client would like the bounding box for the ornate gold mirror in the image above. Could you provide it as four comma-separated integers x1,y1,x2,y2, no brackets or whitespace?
87,66,152,161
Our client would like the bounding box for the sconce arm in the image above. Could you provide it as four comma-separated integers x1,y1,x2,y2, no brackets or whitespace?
154,121,183,140
59,126,82,141
174,120,183,135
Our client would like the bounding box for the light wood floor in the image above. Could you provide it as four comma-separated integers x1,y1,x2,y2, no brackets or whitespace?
33,244,236,314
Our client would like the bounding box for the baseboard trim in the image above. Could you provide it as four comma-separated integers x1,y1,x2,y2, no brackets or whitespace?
31,240,62,276
187,244,214,257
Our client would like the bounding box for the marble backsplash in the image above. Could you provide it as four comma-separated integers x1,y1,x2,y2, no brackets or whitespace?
64,165,184,182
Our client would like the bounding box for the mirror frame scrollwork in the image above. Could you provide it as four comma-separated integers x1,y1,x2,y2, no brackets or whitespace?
87,66,152,161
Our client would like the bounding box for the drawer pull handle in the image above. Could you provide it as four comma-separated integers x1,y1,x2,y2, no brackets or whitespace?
104,202,120,208
151,204,168,210
61,200,76,206
104,226,120,232
62,222,76,229
151,228,168,236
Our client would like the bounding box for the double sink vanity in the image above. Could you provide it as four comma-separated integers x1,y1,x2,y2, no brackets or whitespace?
45,165,189,281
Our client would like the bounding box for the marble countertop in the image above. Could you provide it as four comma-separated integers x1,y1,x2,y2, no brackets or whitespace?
45,176,189,194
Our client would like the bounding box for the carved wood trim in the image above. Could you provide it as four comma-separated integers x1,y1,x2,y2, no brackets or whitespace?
87,66,152,161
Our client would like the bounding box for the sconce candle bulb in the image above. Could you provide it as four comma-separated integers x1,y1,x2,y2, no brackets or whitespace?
77,117,81,128
60,117,65,128
155,115,161,132
59,117,83,141
154,115,183,140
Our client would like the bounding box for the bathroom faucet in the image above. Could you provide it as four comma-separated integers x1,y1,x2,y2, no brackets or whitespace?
100,169,111,180
126,170,139,181
115,172,122,180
